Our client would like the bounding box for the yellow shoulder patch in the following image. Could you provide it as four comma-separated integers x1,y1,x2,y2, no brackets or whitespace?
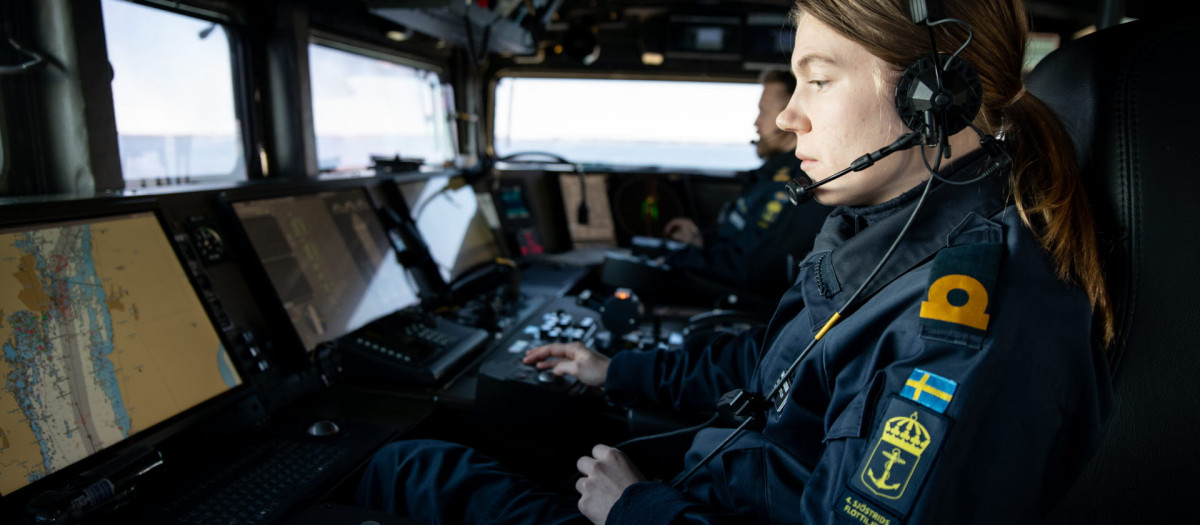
920,274,990,330
918,243,1003,348
772,167,791,182
757,198,786,228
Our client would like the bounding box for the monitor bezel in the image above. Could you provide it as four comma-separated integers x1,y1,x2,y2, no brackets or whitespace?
217,179,413,355
391,174,507,284
0,195,254,504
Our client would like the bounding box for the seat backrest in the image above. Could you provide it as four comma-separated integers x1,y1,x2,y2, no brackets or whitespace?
1026,18,1200,523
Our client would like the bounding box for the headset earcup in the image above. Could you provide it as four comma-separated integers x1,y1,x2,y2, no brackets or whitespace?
894,53,983,142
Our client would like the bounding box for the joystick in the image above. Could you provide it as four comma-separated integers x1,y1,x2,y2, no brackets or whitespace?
537,369,564,384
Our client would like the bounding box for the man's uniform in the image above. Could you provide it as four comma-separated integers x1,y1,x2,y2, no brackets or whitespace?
665,152,831,306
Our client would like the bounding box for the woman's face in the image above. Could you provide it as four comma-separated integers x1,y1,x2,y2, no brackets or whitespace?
777,14,931,207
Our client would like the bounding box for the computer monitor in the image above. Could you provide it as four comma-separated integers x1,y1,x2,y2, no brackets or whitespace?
0,211,242,497
396,175,503,282
492,179,547,257
230,188,418,352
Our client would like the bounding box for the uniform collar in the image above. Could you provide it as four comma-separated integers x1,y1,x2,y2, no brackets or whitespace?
801,150,1008,322
815,182,927,245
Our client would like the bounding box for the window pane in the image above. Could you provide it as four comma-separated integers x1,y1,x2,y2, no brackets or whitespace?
494,77,761,171
102,0,246,186
308,44,455,174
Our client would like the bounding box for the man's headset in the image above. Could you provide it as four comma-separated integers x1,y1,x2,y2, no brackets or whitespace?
664,0,1011,489
782,0,991,206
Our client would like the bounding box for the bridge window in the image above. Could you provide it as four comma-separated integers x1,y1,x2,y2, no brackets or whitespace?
493,77,762,172
308,43,455,176
101,0,247,187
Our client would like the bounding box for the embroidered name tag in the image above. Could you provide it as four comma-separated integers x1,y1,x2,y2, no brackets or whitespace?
836,487,900,525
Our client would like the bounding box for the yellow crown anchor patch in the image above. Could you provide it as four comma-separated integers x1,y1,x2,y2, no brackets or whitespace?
861,412,930,500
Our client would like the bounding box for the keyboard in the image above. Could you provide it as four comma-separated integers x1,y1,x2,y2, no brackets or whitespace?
339,313,490,385
152,439,348,525
146,420,394,525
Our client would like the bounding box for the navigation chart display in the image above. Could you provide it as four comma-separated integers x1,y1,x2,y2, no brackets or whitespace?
0,212,242,496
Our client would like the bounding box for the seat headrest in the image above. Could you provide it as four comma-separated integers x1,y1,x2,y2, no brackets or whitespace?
1028,18,1200,522
1027,18,1200,373
1028,18,1200,184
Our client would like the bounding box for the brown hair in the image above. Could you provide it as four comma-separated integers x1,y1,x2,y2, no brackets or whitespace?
793,0,1114,345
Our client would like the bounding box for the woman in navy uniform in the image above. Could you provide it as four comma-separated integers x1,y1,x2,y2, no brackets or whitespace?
356,0,1114,522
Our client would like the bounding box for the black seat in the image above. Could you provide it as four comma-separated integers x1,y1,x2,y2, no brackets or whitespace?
1026,18,1200,523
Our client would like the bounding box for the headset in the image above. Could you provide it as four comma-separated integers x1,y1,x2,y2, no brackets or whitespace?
659,0,1012,489
783,0,993,206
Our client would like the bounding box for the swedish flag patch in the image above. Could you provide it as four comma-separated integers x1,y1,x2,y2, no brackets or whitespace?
900,369,957,414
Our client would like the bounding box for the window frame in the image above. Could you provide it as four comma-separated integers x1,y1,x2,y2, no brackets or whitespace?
104,0,258,186
306,29,455,177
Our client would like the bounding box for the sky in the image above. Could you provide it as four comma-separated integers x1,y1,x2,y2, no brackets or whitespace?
494,78,762,143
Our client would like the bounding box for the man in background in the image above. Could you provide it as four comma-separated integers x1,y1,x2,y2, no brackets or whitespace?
660,70,831,309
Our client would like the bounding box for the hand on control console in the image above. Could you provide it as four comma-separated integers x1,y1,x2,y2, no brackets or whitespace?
663,217,702,247
523,342,610,388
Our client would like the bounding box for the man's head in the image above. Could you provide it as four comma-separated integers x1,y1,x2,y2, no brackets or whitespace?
755,69,799,159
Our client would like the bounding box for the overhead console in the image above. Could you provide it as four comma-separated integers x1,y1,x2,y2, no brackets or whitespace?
366,0,561,56
655,10,792,65
665,14,745,61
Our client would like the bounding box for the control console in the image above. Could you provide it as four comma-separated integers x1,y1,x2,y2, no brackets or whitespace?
339,310,490,386
477,297,607,396
474,296,615,437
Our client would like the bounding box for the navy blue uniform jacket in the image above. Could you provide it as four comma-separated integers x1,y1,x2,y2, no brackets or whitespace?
604,153,1113,524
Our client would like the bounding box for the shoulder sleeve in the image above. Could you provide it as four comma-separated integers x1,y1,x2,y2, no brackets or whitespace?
801,338,1109,524
795,225,1111,524
605,327,767,411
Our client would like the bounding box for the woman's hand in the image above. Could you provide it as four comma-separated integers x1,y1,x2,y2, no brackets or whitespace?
575,444,646,524
522,342,610,387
